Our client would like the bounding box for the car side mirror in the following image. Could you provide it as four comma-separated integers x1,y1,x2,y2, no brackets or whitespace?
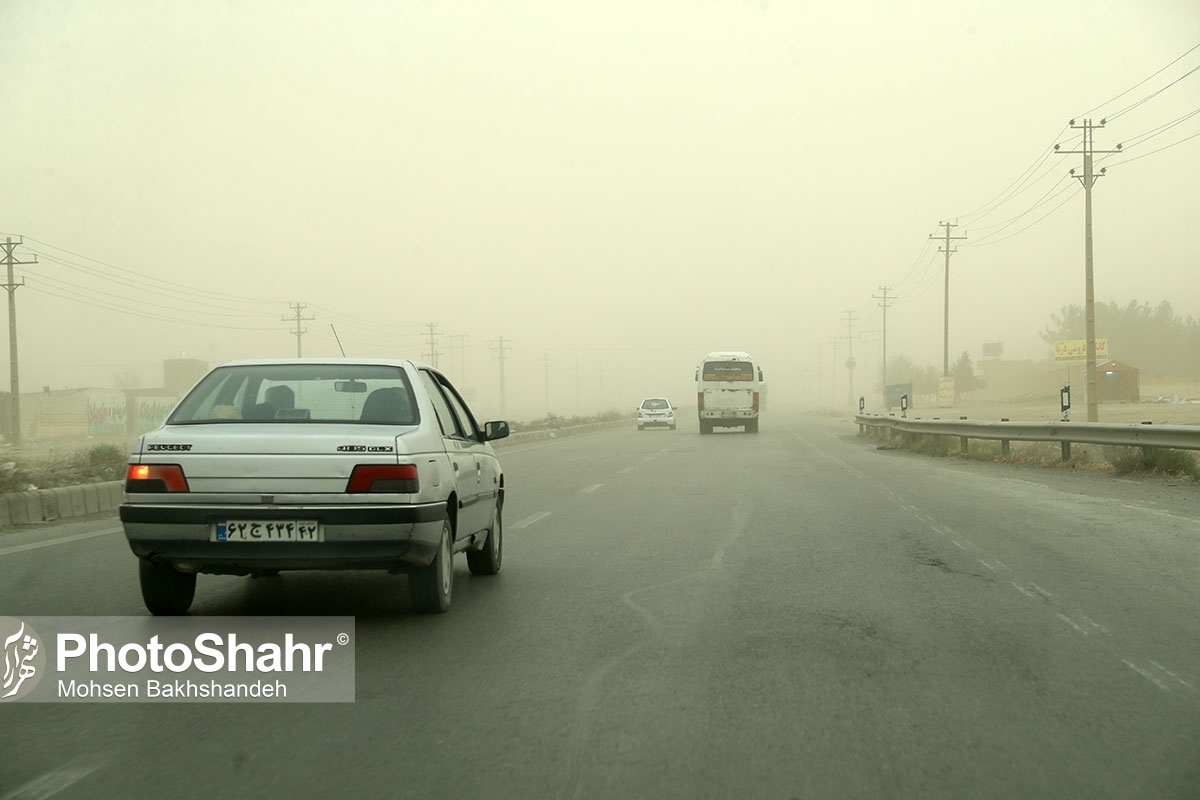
483,420,510,442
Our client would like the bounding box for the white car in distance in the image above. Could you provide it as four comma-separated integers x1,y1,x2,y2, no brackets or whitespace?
637,397,677,431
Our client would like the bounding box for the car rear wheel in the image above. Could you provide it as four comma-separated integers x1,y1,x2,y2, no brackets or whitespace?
139,559,196,615
467,501,503,576
746,419,759,433
699,420,712,435
410,518,453,613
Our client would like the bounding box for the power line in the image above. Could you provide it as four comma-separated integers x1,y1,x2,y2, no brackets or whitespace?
930,222,967,377
2,237,37,445
1055,118,1122,422
423,322,442,368
1105,64,1200,122
1077,42,1200,118
491,336,511,417
873,286,896,392
283,302,315,357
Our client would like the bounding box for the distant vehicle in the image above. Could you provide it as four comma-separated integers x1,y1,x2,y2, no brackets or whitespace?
119,358,509,616
636,397,677,431
695,351,765,434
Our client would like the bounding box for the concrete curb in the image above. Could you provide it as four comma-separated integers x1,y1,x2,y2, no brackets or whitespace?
0,481,123,527
493,419,631,446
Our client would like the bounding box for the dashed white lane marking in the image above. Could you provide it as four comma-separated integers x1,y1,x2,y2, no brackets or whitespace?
1012,582,1039,600
1029,583,1054,600
977,559,995,571
951,540,967,551
1057,613,1090,635
992,559,1011,572
511,511,551,529
1124,660,1171,691
0,759,100,800
1149,661,1198,692
931,525,954,537
617,467,635,474
0,527,122,558
581,483,603,494
1079,615,1110,636
641,457,654,462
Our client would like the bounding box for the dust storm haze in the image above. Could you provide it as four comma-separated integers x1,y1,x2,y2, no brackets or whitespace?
1,1,1197,422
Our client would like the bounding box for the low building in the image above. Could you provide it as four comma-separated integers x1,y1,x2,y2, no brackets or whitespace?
1095,360,1140,403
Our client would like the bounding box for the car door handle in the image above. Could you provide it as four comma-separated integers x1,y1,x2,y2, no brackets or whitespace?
452,461,459,472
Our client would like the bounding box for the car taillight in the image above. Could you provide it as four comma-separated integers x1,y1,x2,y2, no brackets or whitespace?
346,464,419,493
697,392,704,412
753,392,760,413
126,464,189,493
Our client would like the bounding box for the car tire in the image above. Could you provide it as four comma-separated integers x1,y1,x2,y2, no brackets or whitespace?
467,501,503,576
250,569,280,578
699,420,712,435
637,425,644,431
410,518,453,613
670,424,676,430
746,419,759,433
139,559,196,616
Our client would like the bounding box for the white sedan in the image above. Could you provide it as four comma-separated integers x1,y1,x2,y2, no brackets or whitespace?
119,358,508,616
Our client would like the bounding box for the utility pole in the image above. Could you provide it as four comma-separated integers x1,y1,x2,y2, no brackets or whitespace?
447,334,467,381
817,344,823,406
930,222,967,376
843,310,859,407
873,286,895,394
491,336,511,417
1056,118,1121,422
423,323,442,368
828,336,840,407
283,302,315,358
574,356,581,416
2,238,36,446
542,353,551,417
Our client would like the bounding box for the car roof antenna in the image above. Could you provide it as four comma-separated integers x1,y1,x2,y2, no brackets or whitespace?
331,324,347,357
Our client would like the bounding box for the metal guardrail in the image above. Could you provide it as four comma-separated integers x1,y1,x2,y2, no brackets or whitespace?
855,413,1200,458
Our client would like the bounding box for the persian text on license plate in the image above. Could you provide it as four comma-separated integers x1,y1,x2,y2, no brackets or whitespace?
213,520,324,542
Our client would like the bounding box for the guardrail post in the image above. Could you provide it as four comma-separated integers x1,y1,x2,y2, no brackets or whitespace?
1002,440,1010,457
1061,441,1071,461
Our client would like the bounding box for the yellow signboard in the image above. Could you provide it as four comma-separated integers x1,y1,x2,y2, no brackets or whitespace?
1054,339,1108,362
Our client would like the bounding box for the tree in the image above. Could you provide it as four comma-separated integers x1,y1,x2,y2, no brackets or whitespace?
885,354,939,395
950,351,986,394
112,369,143,390
1040,299,1200,379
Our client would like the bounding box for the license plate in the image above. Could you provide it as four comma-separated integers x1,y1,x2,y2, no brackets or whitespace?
213,520,324,542
722,412,737,418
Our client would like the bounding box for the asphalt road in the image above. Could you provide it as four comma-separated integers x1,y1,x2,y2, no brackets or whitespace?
1,412,1198,799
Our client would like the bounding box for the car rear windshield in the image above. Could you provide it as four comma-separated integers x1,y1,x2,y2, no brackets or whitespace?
167,364,420,424
702,361,755,381
641,399,670,410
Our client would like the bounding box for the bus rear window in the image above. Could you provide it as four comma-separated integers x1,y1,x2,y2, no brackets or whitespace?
702,361,754,381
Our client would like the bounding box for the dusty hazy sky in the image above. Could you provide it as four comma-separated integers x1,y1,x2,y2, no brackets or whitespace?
2,0,1198,419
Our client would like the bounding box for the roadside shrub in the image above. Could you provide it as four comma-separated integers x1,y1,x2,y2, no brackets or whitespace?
900,433,952,457
87,443,128,470
1103,446,1199,478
